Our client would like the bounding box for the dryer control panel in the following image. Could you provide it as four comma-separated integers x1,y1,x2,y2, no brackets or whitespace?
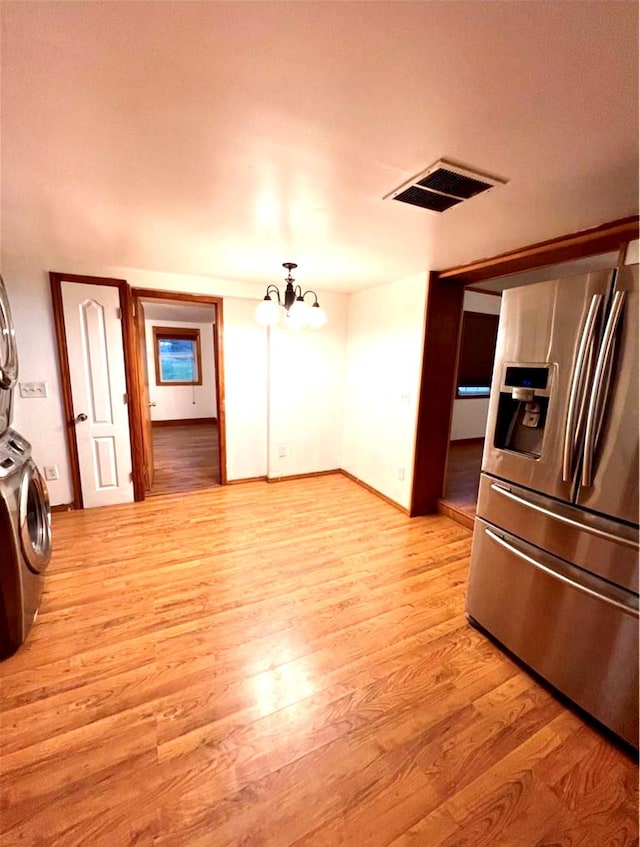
0,429,31,479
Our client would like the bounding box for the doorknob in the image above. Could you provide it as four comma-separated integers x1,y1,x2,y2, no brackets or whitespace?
75,413,88,423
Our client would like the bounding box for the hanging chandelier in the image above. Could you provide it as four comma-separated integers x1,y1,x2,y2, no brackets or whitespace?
256,262,327,329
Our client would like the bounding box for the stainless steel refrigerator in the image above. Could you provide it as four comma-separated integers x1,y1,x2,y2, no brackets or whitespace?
466,262,639,748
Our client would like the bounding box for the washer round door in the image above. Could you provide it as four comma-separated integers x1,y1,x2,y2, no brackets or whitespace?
19,462,52,574
0,274,18,391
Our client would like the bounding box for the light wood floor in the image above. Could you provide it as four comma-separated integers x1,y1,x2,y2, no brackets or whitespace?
149,422,220,497
1,475,637,846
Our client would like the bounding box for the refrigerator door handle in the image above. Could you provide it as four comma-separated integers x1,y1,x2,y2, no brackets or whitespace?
490,482,639,550
562,294,602,482
582,290,626,488
484,528,639,617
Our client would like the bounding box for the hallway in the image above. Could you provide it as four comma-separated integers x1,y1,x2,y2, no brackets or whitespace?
442,438,484,519
149,422,220,497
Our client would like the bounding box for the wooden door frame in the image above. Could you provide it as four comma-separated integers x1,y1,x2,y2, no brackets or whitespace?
409,214,639,517
49,272,143,509
129,288,227,492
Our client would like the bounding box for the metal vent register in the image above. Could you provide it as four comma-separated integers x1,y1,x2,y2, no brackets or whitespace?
385,159,508,214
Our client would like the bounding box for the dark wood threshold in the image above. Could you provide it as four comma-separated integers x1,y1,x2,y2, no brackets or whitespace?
50,503,74,513
437,499,475,531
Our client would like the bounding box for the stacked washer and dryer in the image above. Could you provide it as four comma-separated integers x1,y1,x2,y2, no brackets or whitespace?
0,275,52,658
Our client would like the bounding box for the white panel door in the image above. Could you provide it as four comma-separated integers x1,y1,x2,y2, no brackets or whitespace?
61,281,133,508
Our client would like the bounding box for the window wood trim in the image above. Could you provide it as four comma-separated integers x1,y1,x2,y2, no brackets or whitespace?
152,326,203,386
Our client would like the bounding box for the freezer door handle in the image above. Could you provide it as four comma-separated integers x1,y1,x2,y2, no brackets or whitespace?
562,294,602,482
484,528,639,617
490,482,639,550
582,290,626,488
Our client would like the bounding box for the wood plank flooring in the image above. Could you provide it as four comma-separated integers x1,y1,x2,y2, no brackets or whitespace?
1,474,637,846
443,439,484,518
149,422,220,497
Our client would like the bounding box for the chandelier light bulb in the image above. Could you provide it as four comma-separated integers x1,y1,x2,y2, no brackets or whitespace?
307,303,327,329
256,297,280,326
288,297,308,329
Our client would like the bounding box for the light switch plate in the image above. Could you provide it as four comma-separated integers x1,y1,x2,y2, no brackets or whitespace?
19,381,48,398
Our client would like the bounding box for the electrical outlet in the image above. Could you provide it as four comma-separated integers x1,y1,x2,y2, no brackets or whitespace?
43,465,59,481
19,381,48,398
278,443,288,458
400,391,410,406
397,467,405,481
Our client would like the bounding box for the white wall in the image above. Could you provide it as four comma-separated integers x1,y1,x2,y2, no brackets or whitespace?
450,290,502,441
341,273,428,511
625,239,639,265
145,318,217,421
3,254,349,502
221,298,269,482
460,290,502,316
450,397,492,441
267,290,347,479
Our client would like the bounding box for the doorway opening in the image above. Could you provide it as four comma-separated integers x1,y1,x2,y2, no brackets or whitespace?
50,272,139,510
131,289,226,499
410,218,636,520
438,250,624,528
49,273,227,509
440,288,502,527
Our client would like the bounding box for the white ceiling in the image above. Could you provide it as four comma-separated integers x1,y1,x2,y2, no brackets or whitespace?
1,2,638,294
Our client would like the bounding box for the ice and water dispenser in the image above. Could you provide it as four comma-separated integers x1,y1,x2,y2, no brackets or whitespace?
493,364,551,458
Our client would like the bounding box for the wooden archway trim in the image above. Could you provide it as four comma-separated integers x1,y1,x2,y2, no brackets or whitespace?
438,215,639,285
409,273,464,517
409,214,639,517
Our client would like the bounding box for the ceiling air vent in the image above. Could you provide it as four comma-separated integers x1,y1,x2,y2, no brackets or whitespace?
384,159,508,214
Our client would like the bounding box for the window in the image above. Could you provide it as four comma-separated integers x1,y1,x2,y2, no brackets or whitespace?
153,326,202,386
456,311,499,398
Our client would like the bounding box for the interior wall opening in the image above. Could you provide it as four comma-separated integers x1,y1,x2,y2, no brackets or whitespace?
439,248,623,528
133,292,224,499
441,289,501,527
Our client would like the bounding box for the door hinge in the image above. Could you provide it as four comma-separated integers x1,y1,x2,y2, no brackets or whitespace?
116,307,122,320
129,471,134,482
123,393,128,404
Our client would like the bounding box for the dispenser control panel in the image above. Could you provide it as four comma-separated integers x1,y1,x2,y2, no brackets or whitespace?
494,363,553,457
503,366,550,393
